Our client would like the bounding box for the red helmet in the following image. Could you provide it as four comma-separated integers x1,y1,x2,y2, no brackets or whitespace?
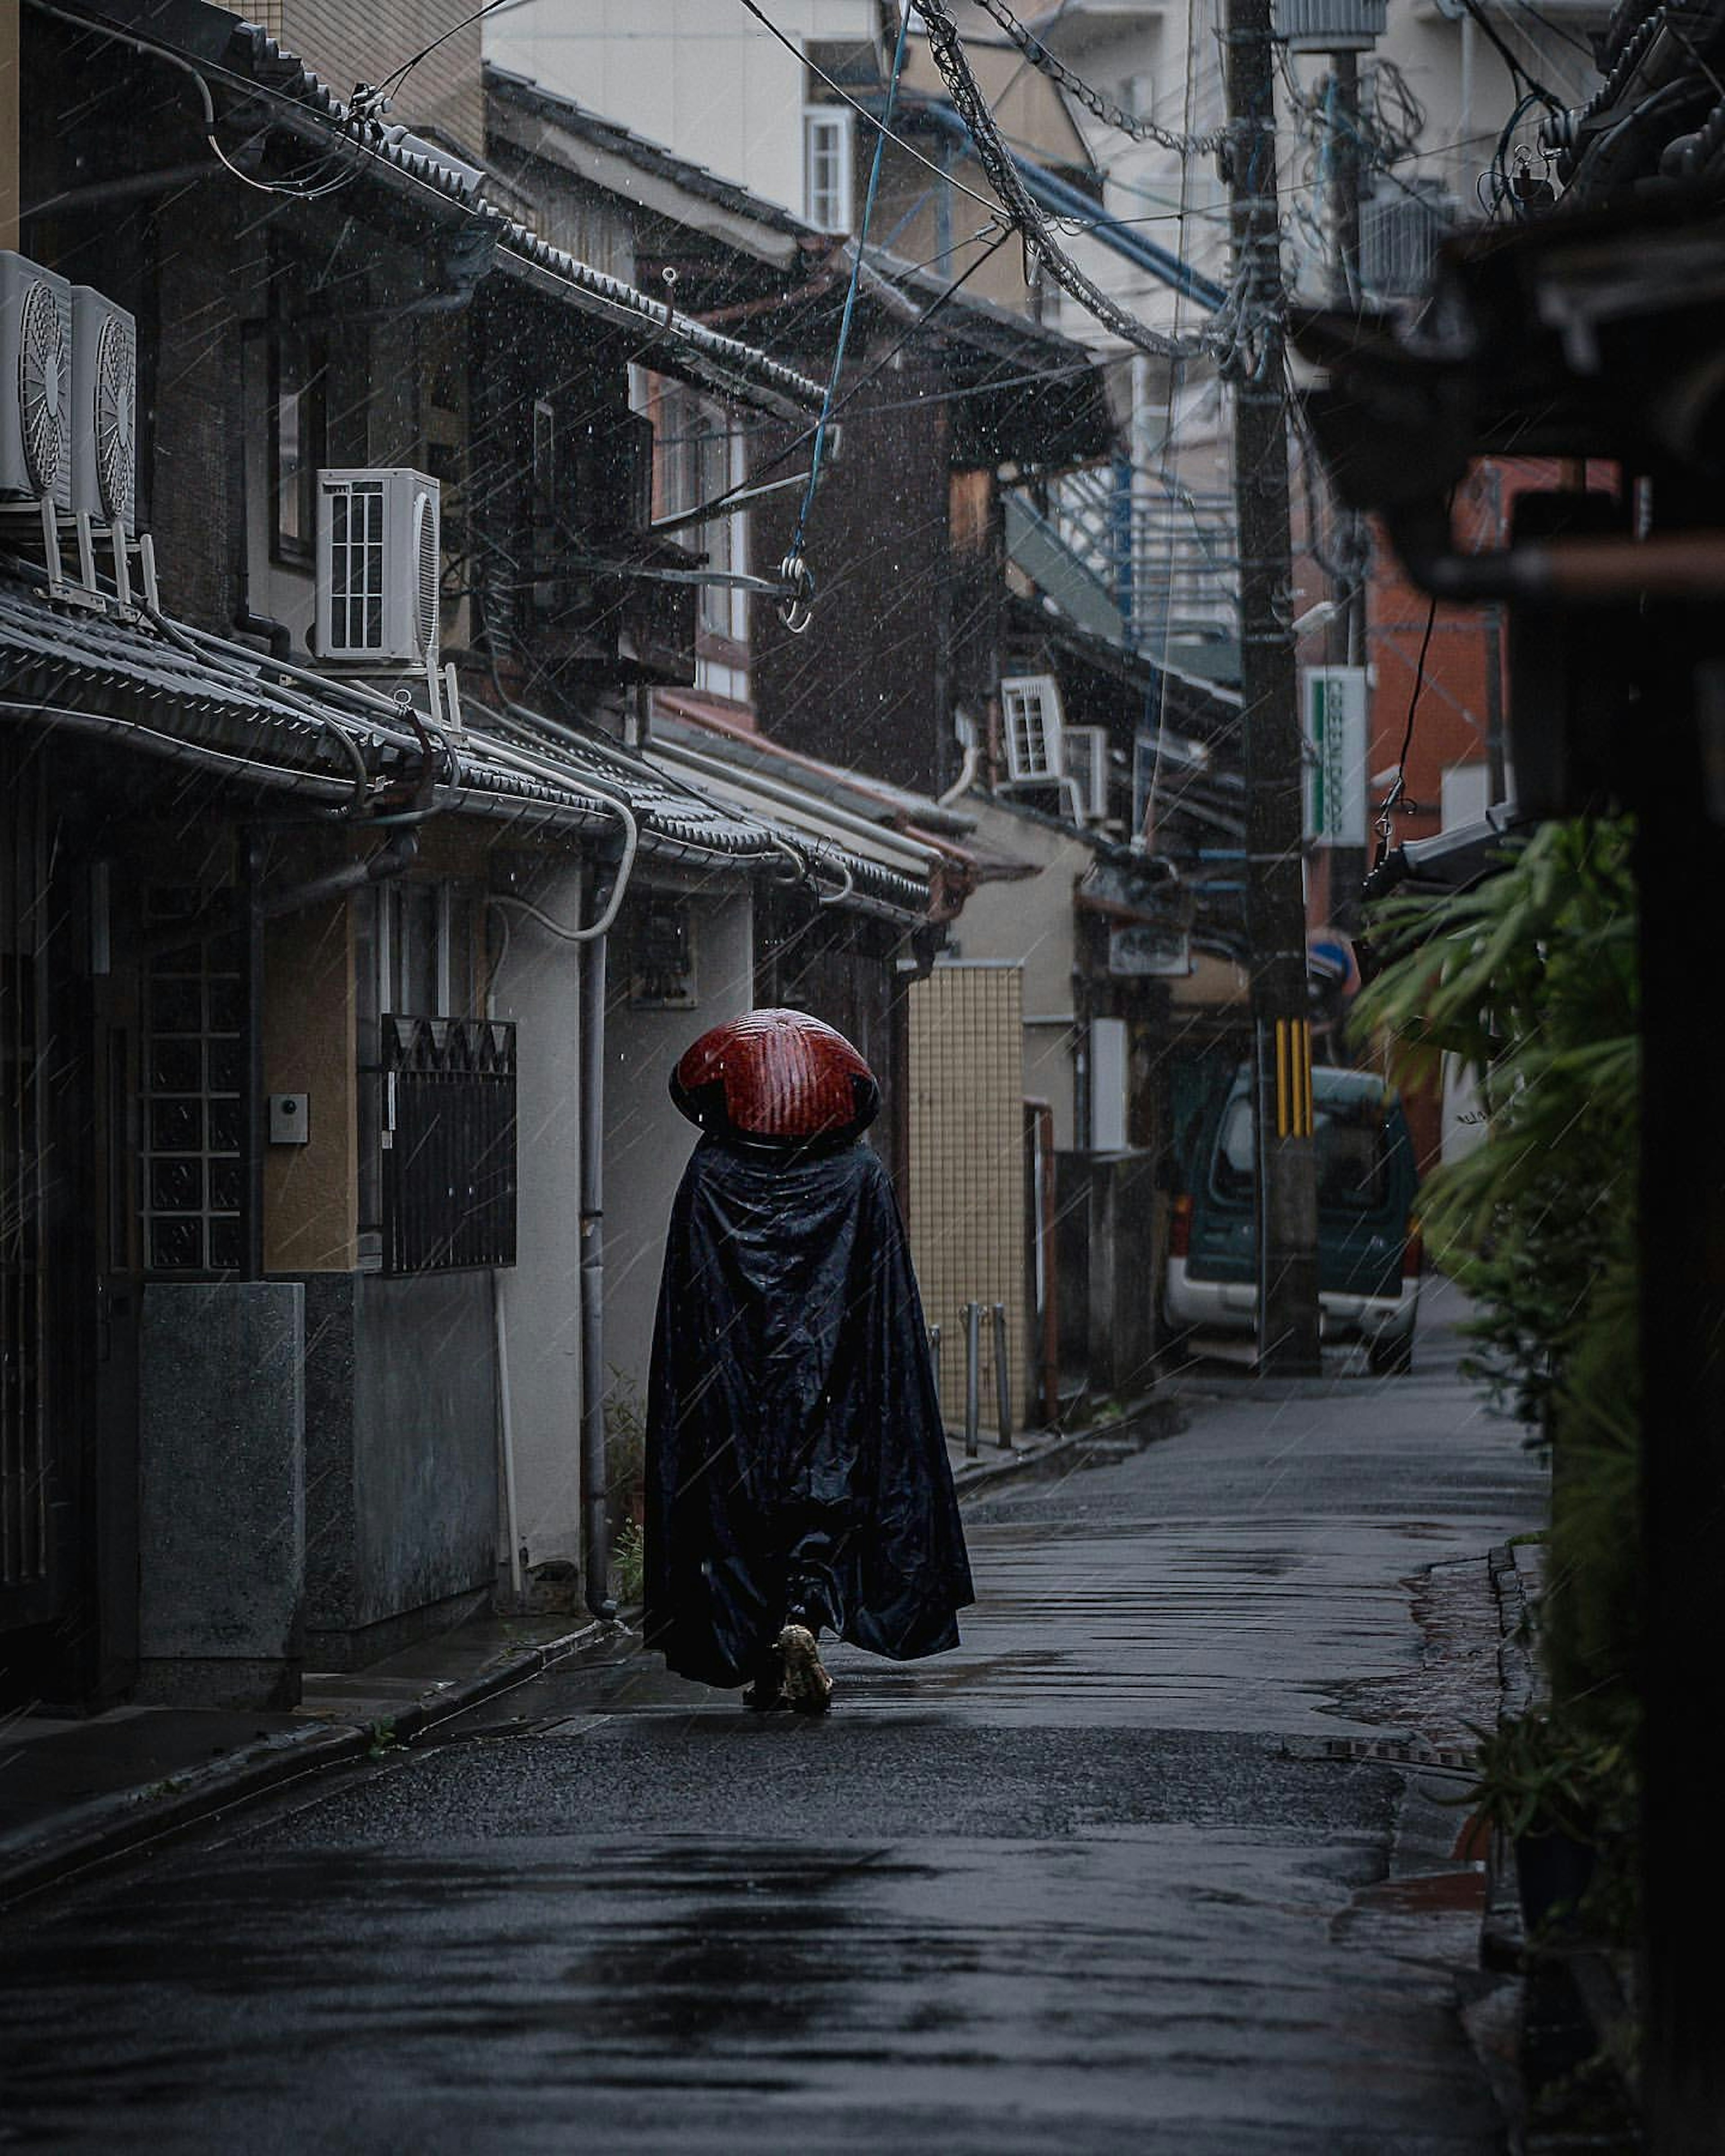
670,1007,880,1147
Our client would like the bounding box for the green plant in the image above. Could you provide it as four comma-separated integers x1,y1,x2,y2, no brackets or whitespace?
1355,816,1642,1953
366,1717,402,1760
605,1370,648,1528
1461,1713,1626,1845
611,1516,646,1606
1353,816,1638,1434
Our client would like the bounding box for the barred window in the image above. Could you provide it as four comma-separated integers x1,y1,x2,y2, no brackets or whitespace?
140,888,246,1276
377,1016,517,1274
356,881,501,1272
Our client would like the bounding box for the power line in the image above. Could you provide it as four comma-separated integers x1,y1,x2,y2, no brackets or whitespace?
733,0,1003,215
961,0,1234,157
910,0,1217,360
780,1,916,619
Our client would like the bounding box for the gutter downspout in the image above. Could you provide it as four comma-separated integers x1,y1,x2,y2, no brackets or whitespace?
580,860,619,1621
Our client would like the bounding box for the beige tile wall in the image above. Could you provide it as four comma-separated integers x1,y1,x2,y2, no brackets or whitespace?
907,962,1026,1431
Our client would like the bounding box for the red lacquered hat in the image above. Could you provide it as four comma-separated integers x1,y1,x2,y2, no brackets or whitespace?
670,1007,880,1147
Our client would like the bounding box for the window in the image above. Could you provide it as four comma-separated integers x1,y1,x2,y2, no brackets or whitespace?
1314,1099,1389,1212
378,1016,518,1273
658,385,746,647
1212,1093,1389,1212
356,881,502,1272
803,107,853,233
272,311,327,563
139,888,246,1275
1215,1096,1256,1202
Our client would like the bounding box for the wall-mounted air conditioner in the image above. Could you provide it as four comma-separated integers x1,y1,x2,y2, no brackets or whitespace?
317,468,441,665
1062,727,1111,822
70,285,137,534
0,251,74,513
1001,674,1065,783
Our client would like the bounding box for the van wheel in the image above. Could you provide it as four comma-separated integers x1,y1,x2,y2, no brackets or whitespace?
1159,1321,1195,1370
1368,1332,1413,1377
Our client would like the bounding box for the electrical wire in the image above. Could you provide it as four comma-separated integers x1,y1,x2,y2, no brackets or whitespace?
781,0,916,610
910,0,1214,361
1377,591,1439,858
27,0,360,201
1451,0,1566,111
734,0,1002,215
370,0,524,107
961,0,1233,158
641,221,1017,538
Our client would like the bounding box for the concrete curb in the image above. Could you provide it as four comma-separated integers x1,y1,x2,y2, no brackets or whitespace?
0,1617,612,1911
951,1392,1188,1498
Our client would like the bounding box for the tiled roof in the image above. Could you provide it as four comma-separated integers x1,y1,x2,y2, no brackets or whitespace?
485,66,819,244
45,0,825,419
0,577,933,919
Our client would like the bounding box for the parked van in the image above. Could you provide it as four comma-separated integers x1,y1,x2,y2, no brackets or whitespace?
1163,1064,1423,1373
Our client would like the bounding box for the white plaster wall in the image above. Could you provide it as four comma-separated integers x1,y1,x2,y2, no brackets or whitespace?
486,0,876,216
946,801,1087,1147
490,866,587,1568
601,886,756,1418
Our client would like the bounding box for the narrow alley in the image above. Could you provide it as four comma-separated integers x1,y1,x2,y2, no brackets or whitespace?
0,1287,1544,2154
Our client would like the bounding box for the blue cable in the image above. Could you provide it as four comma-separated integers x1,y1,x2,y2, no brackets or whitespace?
785,4,914,579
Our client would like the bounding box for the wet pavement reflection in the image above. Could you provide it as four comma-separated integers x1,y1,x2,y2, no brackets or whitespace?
0,1284,1544,2153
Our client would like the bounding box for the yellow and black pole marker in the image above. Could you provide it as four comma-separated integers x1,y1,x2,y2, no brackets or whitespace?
1274,1018,1315,1139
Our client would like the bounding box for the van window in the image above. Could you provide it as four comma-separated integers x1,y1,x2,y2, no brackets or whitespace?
1212,1092,1390,1211
1316,1100,1388,1210
1215,1097,1255,1200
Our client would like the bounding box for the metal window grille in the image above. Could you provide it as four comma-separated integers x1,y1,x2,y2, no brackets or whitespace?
378,1016,518,1273
1360,187,1458,300
330,480,385,650
141,890,246,1275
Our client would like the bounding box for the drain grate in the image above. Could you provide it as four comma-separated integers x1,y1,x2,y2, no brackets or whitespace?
1283,1733,1477,1774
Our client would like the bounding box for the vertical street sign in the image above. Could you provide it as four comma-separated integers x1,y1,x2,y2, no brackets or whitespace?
1303,664,1369,848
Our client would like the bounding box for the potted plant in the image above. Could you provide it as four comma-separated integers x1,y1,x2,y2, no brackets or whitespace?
1462,1713,1619,1932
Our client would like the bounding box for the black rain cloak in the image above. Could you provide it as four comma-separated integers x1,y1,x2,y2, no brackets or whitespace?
644,1135,973,1689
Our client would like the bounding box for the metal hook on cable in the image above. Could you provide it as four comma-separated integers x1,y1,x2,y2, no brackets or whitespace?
777,552,816,635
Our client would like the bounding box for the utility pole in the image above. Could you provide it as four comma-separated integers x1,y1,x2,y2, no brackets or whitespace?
1225,0,1322,1374
1324,48,1371,924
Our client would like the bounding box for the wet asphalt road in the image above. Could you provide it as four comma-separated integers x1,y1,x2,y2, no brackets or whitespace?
0,1282,1545,2154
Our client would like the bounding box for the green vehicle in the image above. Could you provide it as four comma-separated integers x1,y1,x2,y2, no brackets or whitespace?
1163,1063,1423,1374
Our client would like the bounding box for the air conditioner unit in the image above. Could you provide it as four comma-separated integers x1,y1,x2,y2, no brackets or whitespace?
70,285,137,534
317,468,441,665
1062,726,1111,821
0,251,73,513
1001,674,1064,782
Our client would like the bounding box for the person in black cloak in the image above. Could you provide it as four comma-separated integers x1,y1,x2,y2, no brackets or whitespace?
644,1008,973,1713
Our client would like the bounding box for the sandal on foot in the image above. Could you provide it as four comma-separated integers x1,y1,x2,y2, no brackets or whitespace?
776,1623,833,1715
